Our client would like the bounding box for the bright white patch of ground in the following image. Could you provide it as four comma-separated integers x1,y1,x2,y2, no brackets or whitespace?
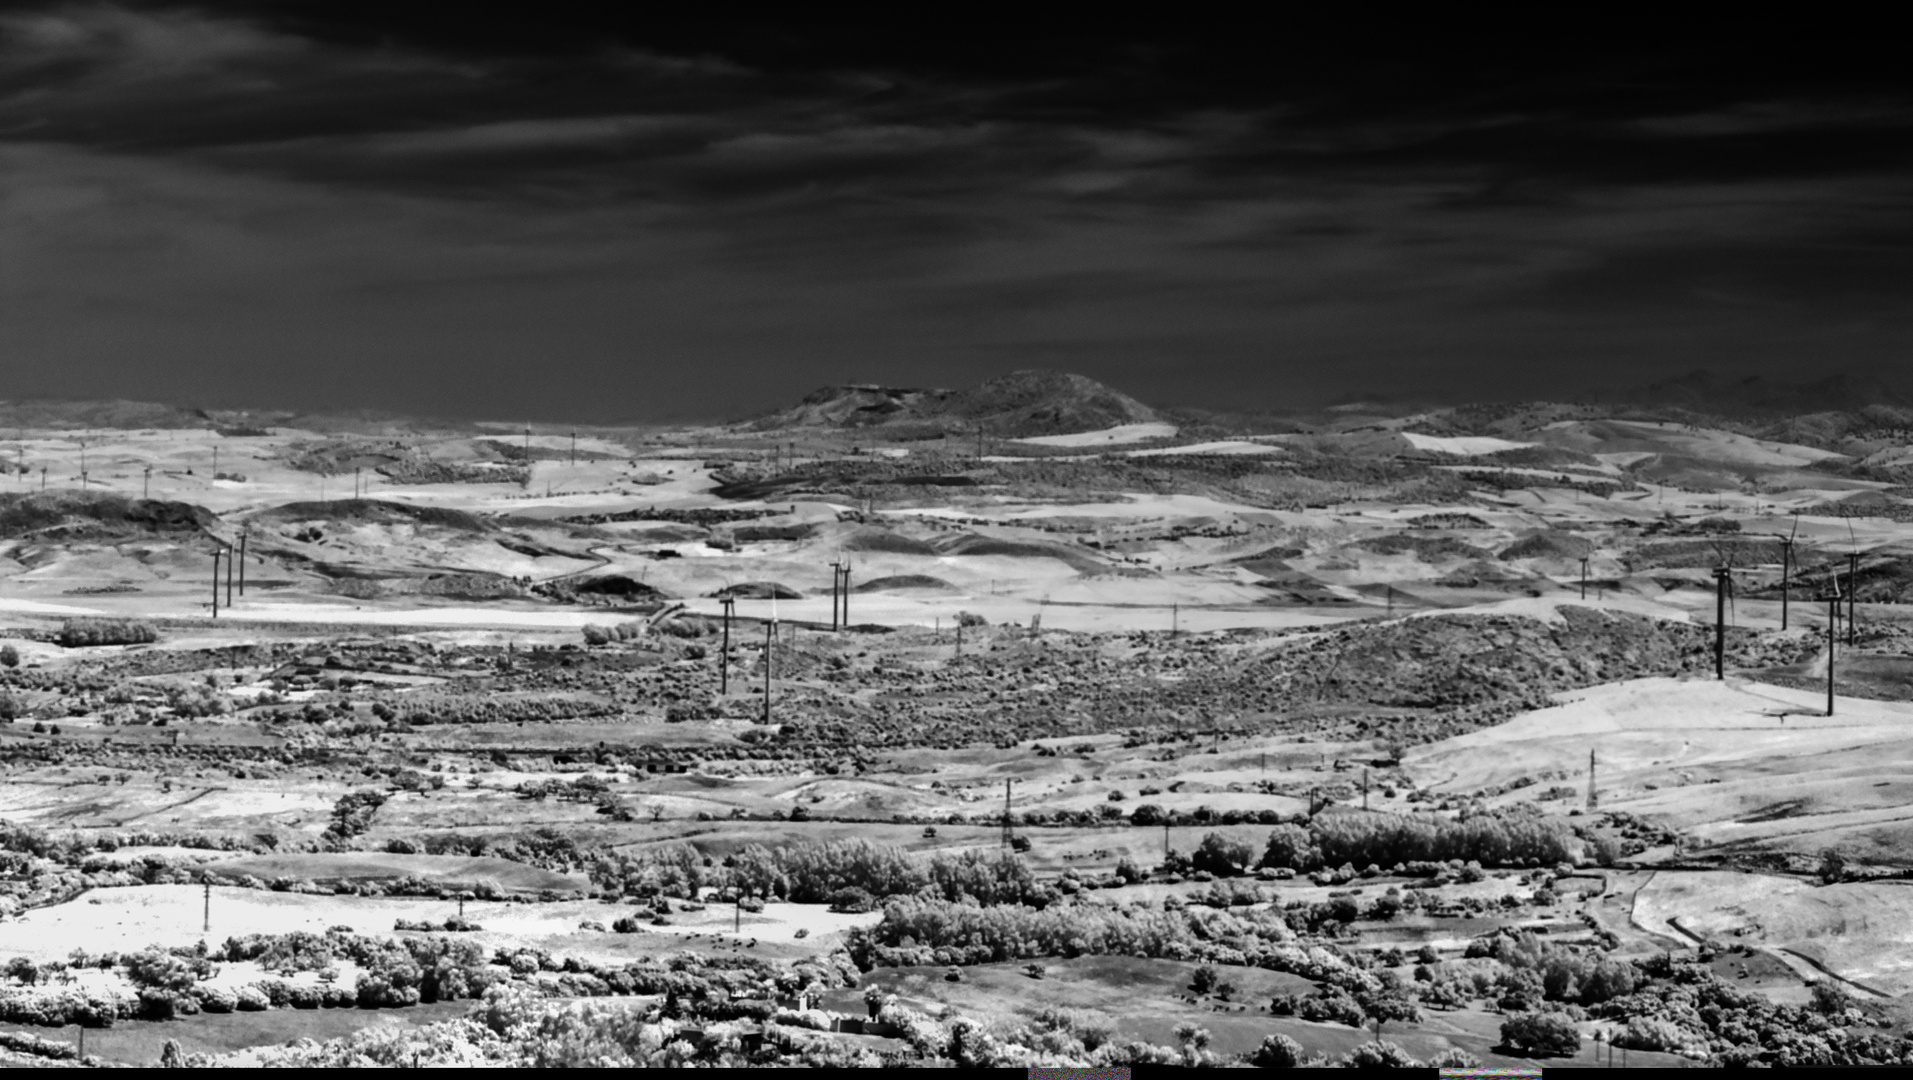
0,598,105,616
1124,441,1284,458
1400,433,1534,456
1013,423,1178,447
1406,595,1693,625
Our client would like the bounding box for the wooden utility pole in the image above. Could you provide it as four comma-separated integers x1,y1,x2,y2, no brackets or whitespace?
355,466,362,499
840,564,851,627
829,561,842,631
570,431,576,465
238,528,248,595
211,550,221,618
1580,557,1589,600
1362,768,1370,811
1000,779,1013,849
225,542,234,608
720,597,735,693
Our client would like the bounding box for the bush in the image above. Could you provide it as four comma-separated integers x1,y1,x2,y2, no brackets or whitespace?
1616,1015,1690,1054
1429,1047,1481,1067
1248,1032,1303,1068
234,985,270,1012
0,644,17,668
1500,1010,1581,1057
1337,1040,1422,1068
196,987,238,1014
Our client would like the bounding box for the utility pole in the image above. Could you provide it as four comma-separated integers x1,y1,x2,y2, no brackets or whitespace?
211,550,221,618
1580,557,1588,600
40,465,46,491
79,438,87,486
355,466,362,500
1822,587,1840,717
841,563,850,627
763,618,774,724
1163,819,1171,859
1362,768,1370,811
720,597,735,693
1713,567,1730,679
1001,779,1014,849
955,619,963,658
143,466,151,499
1780,534,1793,630
829,561,842,631
570,431,576,466
225,542,234,608
1848,551,1860,647
238,528,248,595
1172,603,1179,638
1587,749,1598,811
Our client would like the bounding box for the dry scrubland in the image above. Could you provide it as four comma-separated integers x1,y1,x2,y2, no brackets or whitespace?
8,380,1913,1065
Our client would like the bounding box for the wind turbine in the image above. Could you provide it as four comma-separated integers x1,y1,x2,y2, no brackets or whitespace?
1775,515,1798,630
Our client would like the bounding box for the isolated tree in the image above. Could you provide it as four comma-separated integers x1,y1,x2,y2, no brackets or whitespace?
1818,848,1847,885
1191,833,1254,877
0,644,18,668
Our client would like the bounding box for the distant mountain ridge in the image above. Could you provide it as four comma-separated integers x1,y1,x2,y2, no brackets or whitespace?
748,369,1160,437
1610,369,1910,416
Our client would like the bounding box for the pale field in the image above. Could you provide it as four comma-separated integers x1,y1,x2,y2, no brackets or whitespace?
1632,870,1913,996
2,884,882,966
1012,422,1179,447
1406,676,1913,864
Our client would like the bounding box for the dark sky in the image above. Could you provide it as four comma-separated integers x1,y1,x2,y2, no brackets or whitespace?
3,6,1911,423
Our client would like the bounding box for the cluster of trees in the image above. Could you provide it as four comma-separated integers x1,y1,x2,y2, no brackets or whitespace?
844,896,1355,974
56,618,158,648
590,839,1042,908
1254,809,1577,872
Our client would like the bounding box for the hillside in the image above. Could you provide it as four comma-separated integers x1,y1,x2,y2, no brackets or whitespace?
748,369,1160,437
